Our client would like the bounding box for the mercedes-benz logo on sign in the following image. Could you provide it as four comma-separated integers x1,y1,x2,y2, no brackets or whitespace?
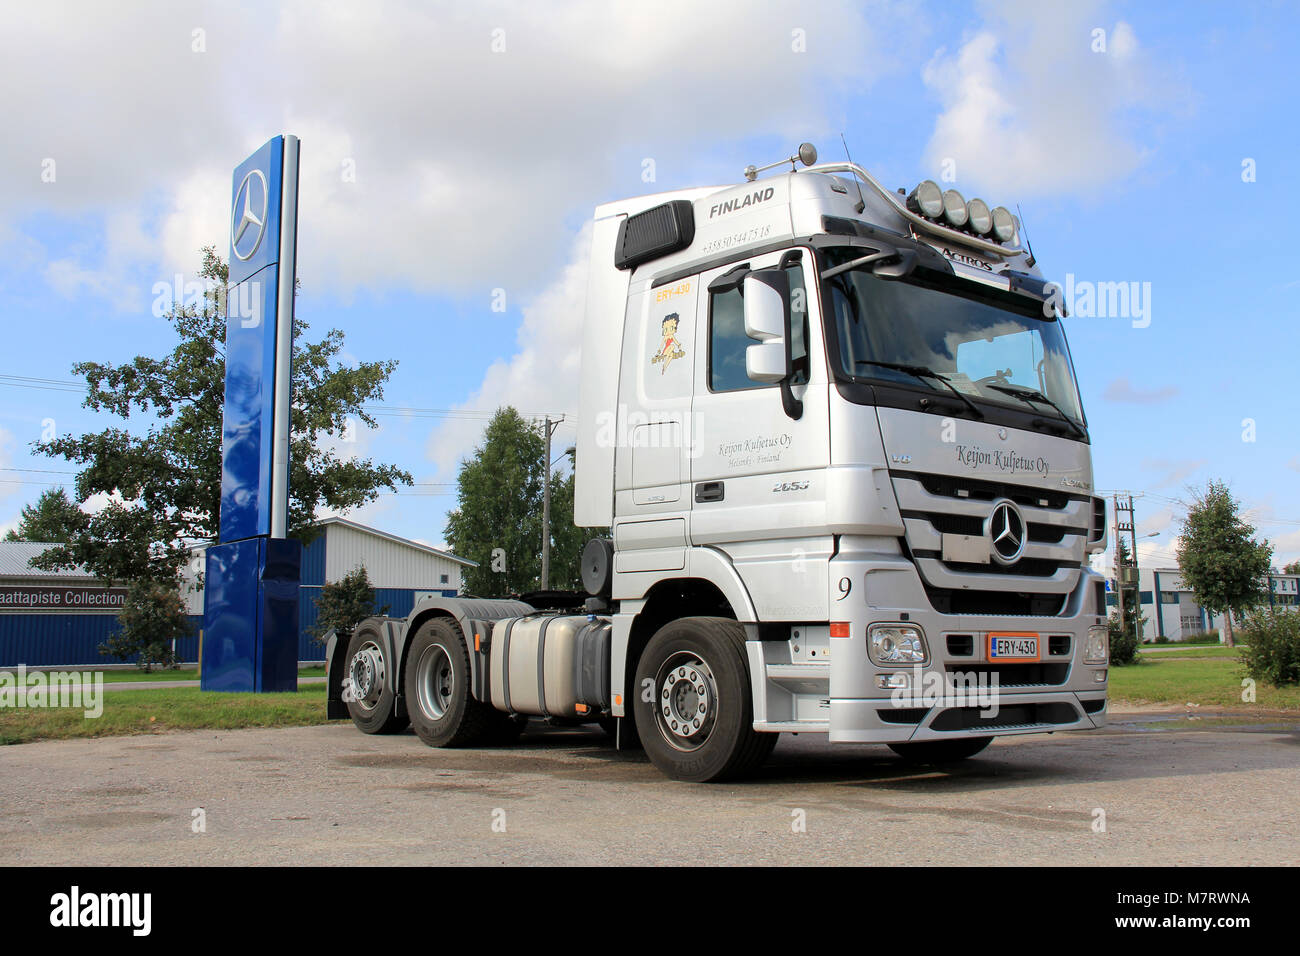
231,168,269,261
985,498,1026,565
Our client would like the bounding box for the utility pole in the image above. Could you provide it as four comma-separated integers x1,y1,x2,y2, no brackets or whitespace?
1113,493,1142,642
540,415,564,590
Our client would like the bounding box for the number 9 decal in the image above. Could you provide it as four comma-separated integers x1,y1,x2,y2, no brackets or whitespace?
836,577,851,601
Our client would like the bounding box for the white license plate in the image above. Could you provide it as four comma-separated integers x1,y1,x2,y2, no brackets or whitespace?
988,633,1040,662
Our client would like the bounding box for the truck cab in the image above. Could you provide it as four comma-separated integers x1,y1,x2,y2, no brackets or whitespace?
574,149,1109,777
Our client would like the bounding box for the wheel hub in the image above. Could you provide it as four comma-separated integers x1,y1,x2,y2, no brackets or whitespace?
414,644,454,720
656,654,718,750
348,642,386,711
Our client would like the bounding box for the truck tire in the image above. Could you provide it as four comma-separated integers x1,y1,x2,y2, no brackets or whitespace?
344,623,408,734
633,617,776,783
405,617,503,748
888,737,993,763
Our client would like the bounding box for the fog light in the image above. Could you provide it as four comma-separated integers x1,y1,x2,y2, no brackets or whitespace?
876,673,910,690
967,198,992,235
1084,625,1109,664
942,189,968,227
868,624,928,665
992,206,1015,242
908,180,943,219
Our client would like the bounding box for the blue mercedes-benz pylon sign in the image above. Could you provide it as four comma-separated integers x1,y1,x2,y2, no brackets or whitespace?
201,135,303,693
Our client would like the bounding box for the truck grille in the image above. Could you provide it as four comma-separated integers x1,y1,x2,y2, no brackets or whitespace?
892,471,1090,616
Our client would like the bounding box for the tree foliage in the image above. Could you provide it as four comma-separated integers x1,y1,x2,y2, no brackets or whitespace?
308,565,388,644
1175,480,1272,647
3,488,87,544
443,407,597,596
31,246,412,665
1284,560,1300,575
99,578,192,672
1240,607,1300,686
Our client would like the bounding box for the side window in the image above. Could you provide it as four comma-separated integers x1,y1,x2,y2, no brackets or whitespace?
709,262,809,392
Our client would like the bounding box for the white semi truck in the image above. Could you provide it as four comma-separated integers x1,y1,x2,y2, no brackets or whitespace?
327,145,1110,782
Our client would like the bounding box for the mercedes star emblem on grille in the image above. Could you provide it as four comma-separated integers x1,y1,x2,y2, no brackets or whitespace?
986,499,1026,565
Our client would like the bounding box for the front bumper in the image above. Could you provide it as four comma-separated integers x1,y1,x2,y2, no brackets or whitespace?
829,690,1107,744
823,548,1108,743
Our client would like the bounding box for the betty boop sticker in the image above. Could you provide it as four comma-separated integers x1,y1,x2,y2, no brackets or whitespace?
651,312,686,374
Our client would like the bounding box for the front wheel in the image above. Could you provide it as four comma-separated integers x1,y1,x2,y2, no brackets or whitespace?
633,617,775,783
888,737,993,763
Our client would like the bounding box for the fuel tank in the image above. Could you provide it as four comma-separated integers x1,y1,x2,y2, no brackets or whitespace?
488,614,611,717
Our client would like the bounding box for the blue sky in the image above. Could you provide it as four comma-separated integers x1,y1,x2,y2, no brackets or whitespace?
1,0,1297,571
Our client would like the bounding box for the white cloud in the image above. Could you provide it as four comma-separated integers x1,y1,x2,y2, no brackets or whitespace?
1,0,903,301
1141,459,1206,490
426,223,591,478
921,2,1160,197
1103,376,1178,404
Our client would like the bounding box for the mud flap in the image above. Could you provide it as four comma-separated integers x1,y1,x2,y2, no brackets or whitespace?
325,629,351,720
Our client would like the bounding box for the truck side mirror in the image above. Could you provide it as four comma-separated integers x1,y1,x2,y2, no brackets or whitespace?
743,269,803,419
743,269,789,384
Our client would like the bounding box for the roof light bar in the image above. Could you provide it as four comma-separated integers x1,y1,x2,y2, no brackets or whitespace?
806,162,1026,258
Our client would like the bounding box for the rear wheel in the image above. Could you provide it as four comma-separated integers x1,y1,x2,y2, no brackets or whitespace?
405,618,504,747
888,737,993,763
633,617,775,783
344,623,408,735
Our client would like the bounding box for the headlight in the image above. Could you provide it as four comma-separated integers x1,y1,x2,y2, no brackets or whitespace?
991,206,1015,242
1084,625,1109,664
942,189,968,227
966,198,992,235
908,180,943,219
868,624,928,665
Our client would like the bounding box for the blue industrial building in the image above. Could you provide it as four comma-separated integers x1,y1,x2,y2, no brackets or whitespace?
0,519,472,668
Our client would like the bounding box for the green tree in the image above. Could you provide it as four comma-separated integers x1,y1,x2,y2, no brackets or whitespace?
99,578,192,672
1176,480,1272,648
32,246,412,666
3,487,87,543
443,409,604,596
547,446,608,592
308,565,389,644
1284,560,1300,575
444,408,547,596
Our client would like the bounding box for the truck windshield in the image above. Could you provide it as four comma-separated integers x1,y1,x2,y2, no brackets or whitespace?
822,249,1086,428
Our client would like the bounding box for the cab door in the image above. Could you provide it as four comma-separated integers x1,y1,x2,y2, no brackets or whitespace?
610,279,699,574
689,248,831,552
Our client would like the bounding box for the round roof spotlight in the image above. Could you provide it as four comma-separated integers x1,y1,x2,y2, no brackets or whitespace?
966,197,992,235
991,206,1016,243
941,189,968,227
798,142,818,167
907,180,944,219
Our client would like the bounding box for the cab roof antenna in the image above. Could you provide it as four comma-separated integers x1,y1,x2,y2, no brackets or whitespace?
1016,203,1036,268
840,133,866,213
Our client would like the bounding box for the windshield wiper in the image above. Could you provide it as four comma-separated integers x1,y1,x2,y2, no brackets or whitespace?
856,360,985,420
985,383,1086,439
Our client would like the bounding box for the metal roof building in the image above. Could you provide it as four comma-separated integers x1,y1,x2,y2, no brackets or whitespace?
0,519,472,667
0,541,201,667
296,518,475,661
